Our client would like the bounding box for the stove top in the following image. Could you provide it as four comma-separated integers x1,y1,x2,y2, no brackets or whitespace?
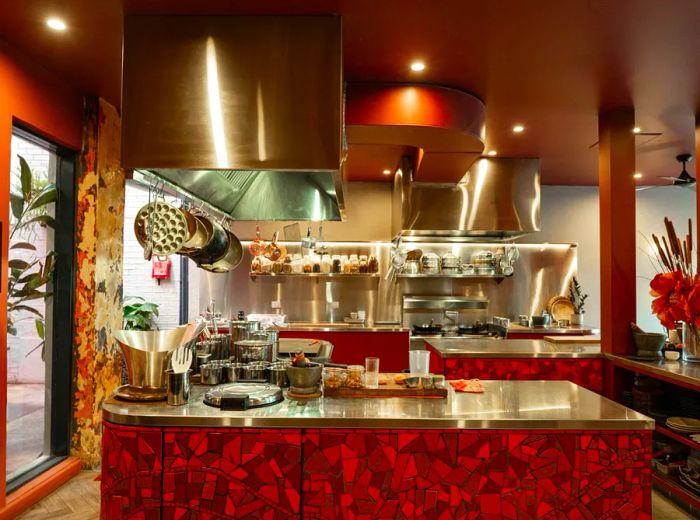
410,323,506,339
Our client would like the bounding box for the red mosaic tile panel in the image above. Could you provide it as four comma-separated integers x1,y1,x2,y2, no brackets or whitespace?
161,427,302,519
441,358,604,393
302,428,651,520
100,422,162,520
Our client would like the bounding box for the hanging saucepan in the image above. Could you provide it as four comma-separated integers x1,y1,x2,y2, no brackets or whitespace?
186,217,229,266
264,231,285,261
179,210,208,252
248,226,266,257
200,231,243,273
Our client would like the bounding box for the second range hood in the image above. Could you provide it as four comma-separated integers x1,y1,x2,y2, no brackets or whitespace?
121,16,344,221
393,157,541,240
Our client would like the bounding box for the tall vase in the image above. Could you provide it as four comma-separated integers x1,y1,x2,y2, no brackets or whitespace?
683,323,700,362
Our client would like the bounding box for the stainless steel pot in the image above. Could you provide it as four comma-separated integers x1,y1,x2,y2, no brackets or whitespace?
267,362,290,387
243,362,269,380
200,362,223,385
187,217,229,266
200,231,243,273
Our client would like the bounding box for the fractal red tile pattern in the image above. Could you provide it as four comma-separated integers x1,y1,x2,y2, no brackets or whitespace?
100,422,162,520
161,427,302,519
441,358,604,393
302,428,650,519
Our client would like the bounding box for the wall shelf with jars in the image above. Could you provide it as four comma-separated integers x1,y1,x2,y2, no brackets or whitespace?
250,252,381,277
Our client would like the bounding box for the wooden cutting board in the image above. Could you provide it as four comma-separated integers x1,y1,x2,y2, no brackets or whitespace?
544,335,601,344
322,373,447,398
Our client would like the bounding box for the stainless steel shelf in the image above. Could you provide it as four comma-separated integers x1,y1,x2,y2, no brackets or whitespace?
396,273,506,279
249,273,380,278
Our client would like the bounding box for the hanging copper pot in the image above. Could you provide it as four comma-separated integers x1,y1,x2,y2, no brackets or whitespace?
248,226,266,257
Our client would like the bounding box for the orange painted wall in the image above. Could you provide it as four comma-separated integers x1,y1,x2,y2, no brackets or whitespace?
0,42,83,503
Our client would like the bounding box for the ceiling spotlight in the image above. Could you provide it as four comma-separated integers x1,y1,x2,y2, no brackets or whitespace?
486,150,497,156
382,169,392,175
633,172,643,179
46,18,67,31
632,127,642,134
512,125,525,133
410,61,426,72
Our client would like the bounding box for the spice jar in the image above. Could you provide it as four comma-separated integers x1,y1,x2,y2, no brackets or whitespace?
332,255,342,273
312,259,321,273
291,254,303,274
302,257,313,273
271,261,283,274
282,255,293,273
368,255,379,273
345,365,364,388
321,255,332,273
359,255,368,273
323,367,346,389
350,254,360,274
342,255,352,274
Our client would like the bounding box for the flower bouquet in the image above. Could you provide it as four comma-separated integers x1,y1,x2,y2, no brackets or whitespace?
649,217,698,360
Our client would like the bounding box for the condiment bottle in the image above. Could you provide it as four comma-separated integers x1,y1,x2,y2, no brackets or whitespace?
350,254,360,274
359,255,368,273
302,257,313,273
368,255,379,273
332,255,342,273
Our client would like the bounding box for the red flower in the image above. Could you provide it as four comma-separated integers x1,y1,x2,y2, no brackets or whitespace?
650,271,692,329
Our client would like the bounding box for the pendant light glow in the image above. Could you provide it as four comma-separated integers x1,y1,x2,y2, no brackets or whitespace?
47,18,67,31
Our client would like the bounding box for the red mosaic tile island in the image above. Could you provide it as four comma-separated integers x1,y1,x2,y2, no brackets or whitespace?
427,349,604,394
101,422,651,519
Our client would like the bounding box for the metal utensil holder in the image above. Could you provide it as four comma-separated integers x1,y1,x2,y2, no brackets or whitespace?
166,369,191,405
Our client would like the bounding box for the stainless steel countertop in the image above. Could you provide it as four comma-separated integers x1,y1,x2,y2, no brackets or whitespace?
274,322,409,333
426,339,602,358
606,353,700,389
508,324,599,335
102,380,652,430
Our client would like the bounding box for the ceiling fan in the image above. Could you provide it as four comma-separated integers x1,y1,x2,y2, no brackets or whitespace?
637,153,695,192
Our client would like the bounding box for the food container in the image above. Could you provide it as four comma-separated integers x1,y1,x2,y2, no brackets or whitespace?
461,264,475,275
323,367,347,389
233,339,274,363
441,252,461,271
225,362,246,382
421,376,434,389
345,365,365,388
432,375,446,388
368,256,379,273
421,253,440,274
243,362,269,381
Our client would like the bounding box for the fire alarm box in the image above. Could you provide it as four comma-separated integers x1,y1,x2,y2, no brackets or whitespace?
152,257,172,281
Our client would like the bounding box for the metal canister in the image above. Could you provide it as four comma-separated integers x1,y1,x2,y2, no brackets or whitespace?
229,320,261,344
233,339,274,363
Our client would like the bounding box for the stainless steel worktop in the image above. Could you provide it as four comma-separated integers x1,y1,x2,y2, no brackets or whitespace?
275,322,408,333
426,338,602,358
507,324,599,335
103,380,651,430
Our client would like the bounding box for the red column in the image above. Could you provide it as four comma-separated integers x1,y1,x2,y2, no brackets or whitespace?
599,109,636,358
696,117,700,266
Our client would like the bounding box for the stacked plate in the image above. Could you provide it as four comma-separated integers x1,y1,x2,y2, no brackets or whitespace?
666,416,700,434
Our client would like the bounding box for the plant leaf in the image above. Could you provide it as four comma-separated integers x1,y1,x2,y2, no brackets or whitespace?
27,184,57,213
19,156,32,201
7,325,17,336
10,241,36,251
21,214,55,229
10,193,24,219
8,259,30,270
35,319,45,340
9,304,44,318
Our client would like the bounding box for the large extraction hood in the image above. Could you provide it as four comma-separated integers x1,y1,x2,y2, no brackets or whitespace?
393,157,541,239
121,16,345,221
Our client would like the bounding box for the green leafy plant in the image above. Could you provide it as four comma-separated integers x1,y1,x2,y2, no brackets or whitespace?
7,155,57,356
568,276,589,314
123,296,160,331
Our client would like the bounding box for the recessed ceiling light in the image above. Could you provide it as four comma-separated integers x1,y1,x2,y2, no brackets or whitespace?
632,127,642,134
633,172,643,179
46,18,67,31
382,169,392,175
512,125,525,133
410,61,426,72
486,150,497,156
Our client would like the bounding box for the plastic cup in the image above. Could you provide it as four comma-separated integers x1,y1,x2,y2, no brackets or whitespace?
365,357,380,388
409,351,430,375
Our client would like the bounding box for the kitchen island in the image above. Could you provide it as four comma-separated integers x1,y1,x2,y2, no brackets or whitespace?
427,339,604,393
101,381,651,519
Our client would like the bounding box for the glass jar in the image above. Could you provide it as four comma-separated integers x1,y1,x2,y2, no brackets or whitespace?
321,254,333,273
332,255,342,273
342,255,352,274
291,254,303,274
312,260,321,273
302,257,313,273
349,254,360,274
323,367,346,389
271,261,283,274
359,255,368,273
345,365,364,388
251,256,262,273
282,255,293,273
368,255,379,273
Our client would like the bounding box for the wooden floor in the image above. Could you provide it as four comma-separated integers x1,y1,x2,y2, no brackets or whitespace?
16,471,100,520
11,471,696,519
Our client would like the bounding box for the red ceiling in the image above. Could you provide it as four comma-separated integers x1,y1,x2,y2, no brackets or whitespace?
1,0,699,185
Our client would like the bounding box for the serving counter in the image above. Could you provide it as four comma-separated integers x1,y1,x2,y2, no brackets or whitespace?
101,381,652,519
427,339,604,393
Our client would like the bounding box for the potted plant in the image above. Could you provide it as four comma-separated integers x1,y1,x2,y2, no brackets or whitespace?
649,218,698,361
123,296,160,331
568,277,588,326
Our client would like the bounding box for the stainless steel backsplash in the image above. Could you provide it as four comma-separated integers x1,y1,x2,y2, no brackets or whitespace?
199,242,578,324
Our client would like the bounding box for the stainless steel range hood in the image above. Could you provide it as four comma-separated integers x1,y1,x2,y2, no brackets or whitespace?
121,16,345,221
393,156,541,239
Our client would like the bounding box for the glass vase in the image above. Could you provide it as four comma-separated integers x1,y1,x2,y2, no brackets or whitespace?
683,323,700,362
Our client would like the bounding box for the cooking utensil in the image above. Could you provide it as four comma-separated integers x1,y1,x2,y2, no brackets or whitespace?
546,295,576,321
170,346,193,374
531,314,551,327
301,225,316,249
441,252,460,271
265,231,284,261
166,369,191,406
286,364,323,394
233,339,274,363
406,249,423,261
420,252,440,273
179,210,209,251
134,200,189,257
403,260,420,274
248,226,267,256
200,362,223,385
187,217,229,266
200,231,243,273
203,382,284,410
314,223,328,255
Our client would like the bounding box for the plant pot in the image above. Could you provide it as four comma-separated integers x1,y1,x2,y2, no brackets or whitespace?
570,313,584,326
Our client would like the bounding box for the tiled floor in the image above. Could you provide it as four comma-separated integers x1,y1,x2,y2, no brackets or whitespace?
12,471,696,519
6,384,45,476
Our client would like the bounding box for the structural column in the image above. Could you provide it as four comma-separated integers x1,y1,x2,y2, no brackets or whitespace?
696,115,700,265
599,109,636,367
71,97,125,467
